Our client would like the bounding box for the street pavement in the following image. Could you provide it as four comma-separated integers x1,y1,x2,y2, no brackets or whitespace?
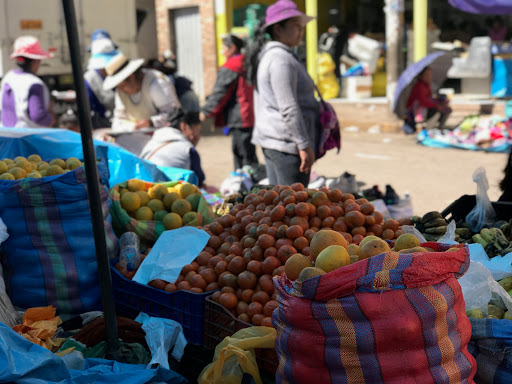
197,130,508,216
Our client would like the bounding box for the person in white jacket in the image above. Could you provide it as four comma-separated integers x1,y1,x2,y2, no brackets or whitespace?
140,109,205,186
103,53,181,131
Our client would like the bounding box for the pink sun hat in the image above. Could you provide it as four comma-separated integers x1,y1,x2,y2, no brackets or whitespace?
263,0,314,30
10,36,53,60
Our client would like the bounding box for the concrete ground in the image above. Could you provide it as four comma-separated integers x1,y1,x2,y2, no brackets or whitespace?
197,130,508,217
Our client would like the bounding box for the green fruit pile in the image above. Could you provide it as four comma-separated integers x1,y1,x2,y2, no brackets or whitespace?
0,155,83,180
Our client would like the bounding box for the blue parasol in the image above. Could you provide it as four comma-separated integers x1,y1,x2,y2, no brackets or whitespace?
393,51,453,117
449,0,512,14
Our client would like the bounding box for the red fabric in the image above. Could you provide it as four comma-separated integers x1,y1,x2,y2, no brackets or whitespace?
215,54,254,128
406,80,439,110
272,243,477,384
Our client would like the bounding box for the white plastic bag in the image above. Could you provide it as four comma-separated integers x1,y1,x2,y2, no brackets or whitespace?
459,261,512,314
0,218,8,245
468,243,512,281
466,167,496,232
437,220,457,244
387,198,414,221
401,225,427,243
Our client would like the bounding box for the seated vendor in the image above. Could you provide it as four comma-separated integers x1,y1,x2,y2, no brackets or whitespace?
140,109,205,186
406,67,452,131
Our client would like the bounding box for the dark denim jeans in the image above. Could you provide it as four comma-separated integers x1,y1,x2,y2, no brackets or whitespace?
262,148,310,186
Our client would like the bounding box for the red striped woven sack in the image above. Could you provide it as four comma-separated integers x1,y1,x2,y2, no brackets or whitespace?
272,242,477,383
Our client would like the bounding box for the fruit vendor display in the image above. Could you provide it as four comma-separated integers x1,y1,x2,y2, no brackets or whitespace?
197,183,406,326
109,180,215,243
0,155,83,180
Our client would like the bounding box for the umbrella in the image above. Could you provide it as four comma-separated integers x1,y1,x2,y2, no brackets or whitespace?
449,0,512,14
61,0,119,358
393,51,454,118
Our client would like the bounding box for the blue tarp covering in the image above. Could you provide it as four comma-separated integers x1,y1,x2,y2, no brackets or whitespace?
0,322,187,384
0,128,197,186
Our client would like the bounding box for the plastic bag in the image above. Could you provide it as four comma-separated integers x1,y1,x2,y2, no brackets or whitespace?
437,220,457,244
198,326,276,384
459,260,512,314
387,198,414,220
468,243,512,280
401,225,427,243
135,312,187,367
466,167,496,232
0,217,7,245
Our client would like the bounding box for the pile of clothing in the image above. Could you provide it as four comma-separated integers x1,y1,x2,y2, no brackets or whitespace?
418,115,512,152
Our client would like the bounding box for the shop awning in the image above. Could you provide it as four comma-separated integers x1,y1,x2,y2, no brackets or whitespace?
449,0,512,14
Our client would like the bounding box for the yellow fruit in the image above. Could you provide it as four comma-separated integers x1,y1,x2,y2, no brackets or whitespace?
358,236,380,249
310,230,348,261
399,247,428,254
315,245,350,273
14,156,26,162
284,253,313,281
167,187,179,194
504,311,512,320
2,158,13,165
348,244,360,256
297,267,326,282
135,206,154,221
174,183,183,195
127,179,146,192
359,239,391,260
394,234,421,251
148,184,168,200
153,210,169,221
40,170,47,177
8,167,27,179
180,183,197,198
0,161,8,174
46,165,64,176
28,154,42,163
66,157,82,170
27,171,42,178
49,158,67,169
120,192,141,213
7,163,16,170
15,159,32,173
163,212,183,230
163,192,181,210
147,199,165,213
446,248,459,252
186,193,201,211
171,199,192,216
0,173,15,180
119,188,129,197
38,162,50,171
135,191,150,206
183,211,197,225
466,309,484,318
29,162,38,171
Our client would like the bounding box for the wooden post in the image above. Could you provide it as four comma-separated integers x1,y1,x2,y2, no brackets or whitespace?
385,0,404,106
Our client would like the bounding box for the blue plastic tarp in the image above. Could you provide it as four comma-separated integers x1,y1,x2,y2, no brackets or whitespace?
0,128,197,186
417,129,512,153
0,322,187,384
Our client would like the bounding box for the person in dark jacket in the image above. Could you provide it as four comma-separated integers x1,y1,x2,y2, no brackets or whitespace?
201,34,258,171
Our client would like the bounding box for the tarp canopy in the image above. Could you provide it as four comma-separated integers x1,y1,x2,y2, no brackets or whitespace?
449,0,512,14
0,128,197,186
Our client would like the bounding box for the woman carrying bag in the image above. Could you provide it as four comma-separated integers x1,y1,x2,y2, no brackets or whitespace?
245,0,319,186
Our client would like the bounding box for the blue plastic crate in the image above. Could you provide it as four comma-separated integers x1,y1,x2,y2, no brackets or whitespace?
110,261,212,345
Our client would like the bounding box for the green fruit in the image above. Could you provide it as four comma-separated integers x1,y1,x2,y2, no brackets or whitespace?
488,304,505,319
466,309,484,318
27,171,42,178
504,311,512,320
49,158,67,169
66,157,82,170
185,193,201,211
46,165,64,176
153,210,169,221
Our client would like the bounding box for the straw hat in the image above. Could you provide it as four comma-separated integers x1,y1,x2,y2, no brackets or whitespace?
103,53,144,90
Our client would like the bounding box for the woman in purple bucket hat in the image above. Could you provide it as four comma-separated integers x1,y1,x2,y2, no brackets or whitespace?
245,0,319,186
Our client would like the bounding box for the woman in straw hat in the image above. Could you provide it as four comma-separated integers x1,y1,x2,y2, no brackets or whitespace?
245,0,319,186
103,53,181,131
0,36,54,128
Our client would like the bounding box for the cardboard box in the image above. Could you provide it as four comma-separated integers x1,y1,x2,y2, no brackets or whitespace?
342,76,373,99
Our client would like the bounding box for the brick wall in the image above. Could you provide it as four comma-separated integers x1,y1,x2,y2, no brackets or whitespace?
155,0,217,100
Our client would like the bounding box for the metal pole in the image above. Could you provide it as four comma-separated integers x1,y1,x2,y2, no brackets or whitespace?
413,0,427,62
305,0,318,85
61,0,119,359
